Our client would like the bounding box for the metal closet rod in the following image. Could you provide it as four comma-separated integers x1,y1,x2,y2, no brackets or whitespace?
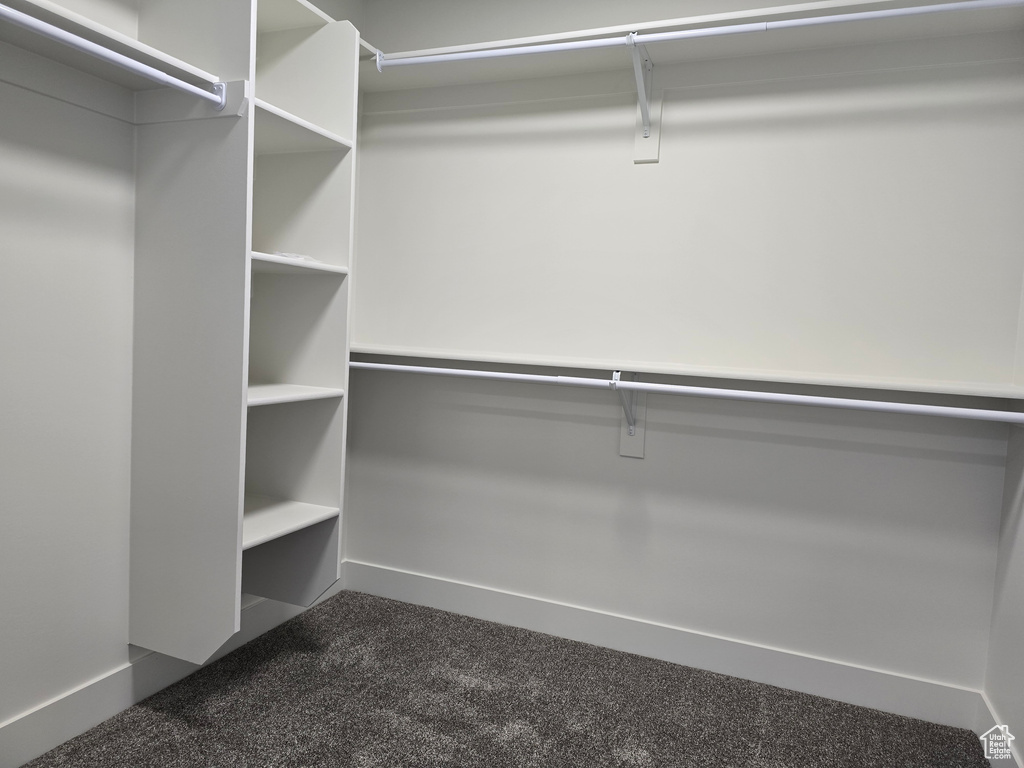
376,0,1024,70
0,2,226,109
349,361,1024,425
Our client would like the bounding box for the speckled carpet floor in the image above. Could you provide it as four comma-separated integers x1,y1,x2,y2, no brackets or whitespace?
26,591,988,767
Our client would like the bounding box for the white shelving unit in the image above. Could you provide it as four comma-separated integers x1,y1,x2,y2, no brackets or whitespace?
0,0,366,665
240,0,359,621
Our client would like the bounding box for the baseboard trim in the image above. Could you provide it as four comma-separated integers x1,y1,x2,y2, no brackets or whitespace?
0,597,309,768
978,692,1024,768
343,560,988,733
2,568,1006,768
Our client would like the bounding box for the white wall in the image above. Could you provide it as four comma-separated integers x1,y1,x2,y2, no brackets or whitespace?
311,0,364,32
0,72,135,725
354,34,1024,395
346,368,1006,689
45,0,138,37
347,15,1024,734
359,0,847,51
0,0,1020,763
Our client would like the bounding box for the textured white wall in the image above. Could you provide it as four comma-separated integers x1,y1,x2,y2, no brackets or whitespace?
0,78,134,725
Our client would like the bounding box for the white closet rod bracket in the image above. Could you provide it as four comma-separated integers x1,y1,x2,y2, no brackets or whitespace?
612,371,638,435
627,35,653,139
0,2,227,109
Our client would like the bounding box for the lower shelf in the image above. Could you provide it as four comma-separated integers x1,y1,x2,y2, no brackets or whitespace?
247,383,345,407
242,494,340,550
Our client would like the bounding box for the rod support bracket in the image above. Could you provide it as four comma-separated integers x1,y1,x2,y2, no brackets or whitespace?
612,371,637,436
212,82,226,111
376,50,384,72
628,34,653,139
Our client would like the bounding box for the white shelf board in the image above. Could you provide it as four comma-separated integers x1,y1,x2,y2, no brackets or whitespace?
242,494,340,550
251,251,349,275
361,0,1024,92
350,343,1024,402
247,383,346,407
0,0,219,90
257,0,333,34
254,99,353,154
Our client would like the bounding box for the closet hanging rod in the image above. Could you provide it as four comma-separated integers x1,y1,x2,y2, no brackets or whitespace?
375,0,1024,70
0,3,226,109
350,361,1024,426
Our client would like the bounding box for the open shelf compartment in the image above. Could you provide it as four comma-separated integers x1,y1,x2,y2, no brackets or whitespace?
242,397,344,606
245,397,344,510
255,17,358,141
241,514,340,605
254,99,353,155
252,149,353,266
248,269,349,390
257,0,333,34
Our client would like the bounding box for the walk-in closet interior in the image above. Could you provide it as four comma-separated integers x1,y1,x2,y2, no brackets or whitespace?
1,0,1023,765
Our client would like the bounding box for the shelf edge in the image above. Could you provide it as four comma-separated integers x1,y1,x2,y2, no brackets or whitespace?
247,384,346,407
349,343,1024,402
251,251,350,275
241,495,340,550
253,97,354,151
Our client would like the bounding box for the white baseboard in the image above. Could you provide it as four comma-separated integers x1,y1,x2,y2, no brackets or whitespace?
978,693,1024,768
343,560,989,733
0,597,311,768
2,566,1010,768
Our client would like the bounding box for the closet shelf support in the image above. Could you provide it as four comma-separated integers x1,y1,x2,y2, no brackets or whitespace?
613,371,638,436
628,35,653,139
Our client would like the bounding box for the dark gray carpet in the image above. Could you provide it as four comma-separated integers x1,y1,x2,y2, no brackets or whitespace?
26,591,988,767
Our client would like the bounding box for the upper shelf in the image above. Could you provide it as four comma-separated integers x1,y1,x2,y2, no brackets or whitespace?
351,343,1024,402
0,0,218,90
360,0,1024,92
257,0,333,34
254,99,353,154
